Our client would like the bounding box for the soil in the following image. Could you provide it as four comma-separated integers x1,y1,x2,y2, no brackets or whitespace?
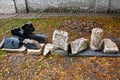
0,16,120,80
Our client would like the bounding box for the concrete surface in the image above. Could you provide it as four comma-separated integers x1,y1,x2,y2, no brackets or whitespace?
0,0,120,13
14,0,27,13
0,0,16,14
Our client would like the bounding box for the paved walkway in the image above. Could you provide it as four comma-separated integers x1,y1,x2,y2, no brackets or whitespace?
0,12,120,18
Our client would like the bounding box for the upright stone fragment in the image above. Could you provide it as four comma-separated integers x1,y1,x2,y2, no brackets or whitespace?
90,28,103,51
43,43,53,56
71,38,89,55
103,39,119,53
52,30,68,51
52,30,68,56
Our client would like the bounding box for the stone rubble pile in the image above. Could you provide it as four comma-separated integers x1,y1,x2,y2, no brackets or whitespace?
0,24,119,56
0,22,47,55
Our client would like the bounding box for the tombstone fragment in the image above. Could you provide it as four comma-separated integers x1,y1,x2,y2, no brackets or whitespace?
11,27,25,39
22,22,35,34
28,33,48,43
90,28,103,51
71,38,89,55
52,30,68,51
43,43,53,56
27,44,45,55
23,39,41,49
52,30,69,56
103,39,119,53
3,37,23,49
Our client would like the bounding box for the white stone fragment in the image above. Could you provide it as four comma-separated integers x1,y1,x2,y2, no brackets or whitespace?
52,30,68,51
103,39,119,53
0,38,5,48
43,43,53,56
90,28,103,51
71,38,89,54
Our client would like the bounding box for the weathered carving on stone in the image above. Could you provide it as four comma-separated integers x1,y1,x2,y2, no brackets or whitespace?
90,28,103,51
52,30,68,51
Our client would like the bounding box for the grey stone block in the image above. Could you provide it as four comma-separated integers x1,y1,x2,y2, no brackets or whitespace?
14,0,27,13
27,0,95,12
109,0,120,12
95,0,109,12
0,0,16,14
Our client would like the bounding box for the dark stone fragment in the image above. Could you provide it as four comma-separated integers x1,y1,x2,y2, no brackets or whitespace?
11,27,25,39
22,22,35,34
3,36,23,49
28,33,47,43
23,39,41,50
24,43,40,49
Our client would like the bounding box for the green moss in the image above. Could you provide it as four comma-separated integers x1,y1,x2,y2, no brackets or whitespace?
0,50,7,61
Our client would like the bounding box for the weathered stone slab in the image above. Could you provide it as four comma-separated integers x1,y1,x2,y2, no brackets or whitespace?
14,0,27,13
0,0,16,14
90,28,103,51
43,43,53,56
27,0,95,12
71,38,89,55
103,39,119,53
69,48,120,57
2,46,26,52
109,0,120,12
52,30,68,51
95,0,109,12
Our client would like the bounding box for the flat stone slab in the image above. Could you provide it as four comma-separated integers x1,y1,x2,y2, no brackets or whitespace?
1,46,26,52
69,48,120,57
